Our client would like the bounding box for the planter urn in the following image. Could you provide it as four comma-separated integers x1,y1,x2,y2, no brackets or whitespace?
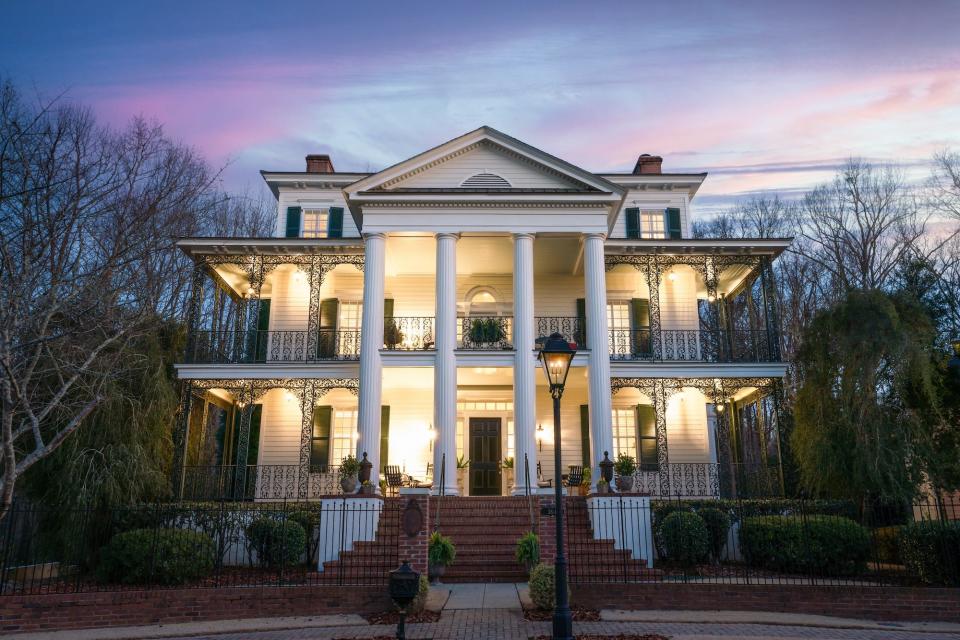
428,562,446,584
359,452,372,484
340,476,358,494
615,475,634,492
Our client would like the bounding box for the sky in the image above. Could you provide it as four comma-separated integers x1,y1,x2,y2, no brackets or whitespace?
2,0,959,216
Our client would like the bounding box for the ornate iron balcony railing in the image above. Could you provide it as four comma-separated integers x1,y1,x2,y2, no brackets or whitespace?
458,316,513,350
179,464,344,500
187,330,362,363
383,316,434,351
535,316,585,349
623,462,782,498
608,329,777,362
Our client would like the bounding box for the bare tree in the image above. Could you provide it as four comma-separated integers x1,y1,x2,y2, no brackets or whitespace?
929,149,960,221
0,79,232,516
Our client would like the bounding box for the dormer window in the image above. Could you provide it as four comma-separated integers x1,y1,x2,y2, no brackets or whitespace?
461,173,511,188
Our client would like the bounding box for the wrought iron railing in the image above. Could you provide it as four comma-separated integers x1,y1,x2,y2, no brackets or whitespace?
458,316,513,350
627,463,722,497
609,329,776,362
535,316,585,349
382,316,434,351
180,464,344,500
187,330,361,363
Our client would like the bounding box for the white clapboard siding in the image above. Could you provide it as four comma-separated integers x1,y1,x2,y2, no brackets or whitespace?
256,388,302,467
390,145,578,190
381,387,434,478
609,191,691,239
660,267,700,330
665,389,711,463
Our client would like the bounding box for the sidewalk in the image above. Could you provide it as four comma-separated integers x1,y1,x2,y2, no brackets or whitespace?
7,586,960,640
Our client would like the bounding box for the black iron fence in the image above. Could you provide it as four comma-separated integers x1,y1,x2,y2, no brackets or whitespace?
0,499,400,595
609,329,776,362
565,495,960,587
459,316,513,350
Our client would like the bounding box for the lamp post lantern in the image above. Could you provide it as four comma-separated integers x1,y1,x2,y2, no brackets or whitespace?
538,332,575,640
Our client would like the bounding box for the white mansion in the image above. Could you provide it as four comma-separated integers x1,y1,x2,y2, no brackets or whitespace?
173,127,790,500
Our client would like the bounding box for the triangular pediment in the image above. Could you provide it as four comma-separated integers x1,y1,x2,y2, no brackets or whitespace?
345,126,623,196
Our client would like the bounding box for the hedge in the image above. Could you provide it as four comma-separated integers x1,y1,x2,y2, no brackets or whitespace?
246,517,307,567
97,528,215,585
739,515,870,576
898,521,960,586
658,511,709,566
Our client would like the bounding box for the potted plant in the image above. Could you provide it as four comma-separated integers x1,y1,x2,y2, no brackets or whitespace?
339,454,361,494
359,480,375,495
456,455,470,495
428,531,456,584
596,478,611,494
383,318,404,349
614,452,637,492
502,457,514,494
515,531,540,574
579,467,591,496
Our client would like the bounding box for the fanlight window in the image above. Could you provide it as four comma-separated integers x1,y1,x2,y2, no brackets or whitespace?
461,173,511,188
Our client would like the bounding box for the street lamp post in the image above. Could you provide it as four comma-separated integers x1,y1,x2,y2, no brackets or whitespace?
538,332,576,640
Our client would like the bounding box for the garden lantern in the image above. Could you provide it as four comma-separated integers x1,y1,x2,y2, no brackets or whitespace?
388,560,420,640
537,332,575,640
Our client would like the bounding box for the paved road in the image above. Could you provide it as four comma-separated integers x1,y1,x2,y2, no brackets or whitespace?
159,609,960,640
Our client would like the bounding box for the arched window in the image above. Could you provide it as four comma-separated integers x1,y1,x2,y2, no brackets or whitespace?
461,173,511,188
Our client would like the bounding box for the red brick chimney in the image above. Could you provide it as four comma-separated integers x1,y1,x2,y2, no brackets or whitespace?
632,154,663,175
305,154,335,173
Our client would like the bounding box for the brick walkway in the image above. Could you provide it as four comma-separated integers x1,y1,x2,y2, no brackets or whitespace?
161,609,960,640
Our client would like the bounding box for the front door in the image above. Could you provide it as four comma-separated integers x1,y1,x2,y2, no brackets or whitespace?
469,417,502,496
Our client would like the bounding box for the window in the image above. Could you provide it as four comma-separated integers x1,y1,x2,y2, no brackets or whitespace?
607,301,631,354
331,409,358,465
611,408,637,460
338,301,363,330
302,209,329,238
639,211,666,239
506,420,515,460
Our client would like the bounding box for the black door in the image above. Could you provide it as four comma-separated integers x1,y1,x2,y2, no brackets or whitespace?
469,418,502,496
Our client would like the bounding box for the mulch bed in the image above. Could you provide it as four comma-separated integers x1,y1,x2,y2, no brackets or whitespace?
523,607,600,621
365,609,441,624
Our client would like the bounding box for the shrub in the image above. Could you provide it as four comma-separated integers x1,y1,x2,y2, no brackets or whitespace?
898,521,960,586
658,511,709,566
411,574,430,613
288,507,320,563
428,531,456,567
339,454,361,480
651,498,857,527
97,528,214,585
515,531,540,569
697,507,732,561
614,452,636,477
739,515,870,576
872,525,903,564
528,562,568,610
246,516,307,567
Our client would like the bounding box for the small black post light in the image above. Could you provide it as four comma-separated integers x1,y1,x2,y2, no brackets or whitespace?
359,452,373,485
537,423,544,452
599,451,614,485
948,337,960,382
537,332,576,640
388,560,421,640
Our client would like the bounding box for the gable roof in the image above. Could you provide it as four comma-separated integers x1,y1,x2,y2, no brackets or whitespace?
343,126,625,197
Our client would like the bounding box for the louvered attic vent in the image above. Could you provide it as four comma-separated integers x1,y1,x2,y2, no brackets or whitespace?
461,173,511,188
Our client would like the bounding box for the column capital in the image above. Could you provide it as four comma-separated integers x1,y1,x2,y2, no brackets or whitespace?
583,232,607,242
363,232,387,241
512,232,536,241
435,232,461,241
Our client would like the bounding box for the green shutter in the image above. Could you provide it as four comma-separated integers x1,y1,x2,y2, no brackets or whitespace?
380,406,391,472
630,298,650,357
636,405,658,471
383,298,394,319
318,298,339,358
311,406,332,468
247,405,263,466
625,207,640,239
285,206,302,238
579,404,591,467
328,206,344,238
666,207,682,239
255,299,271,362
575,298,587,348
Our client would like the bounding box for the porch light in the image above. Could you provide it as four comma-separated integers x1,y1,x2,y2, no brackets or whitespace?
245,285,254,298
539,333,575,396
536,424,544,452
668,271,677,282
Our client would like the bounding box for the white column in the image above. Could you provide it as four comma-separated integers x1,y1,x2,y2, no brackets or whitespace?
433,233,460,495
357,232,386,491
584,233,613,490
512,233,537,494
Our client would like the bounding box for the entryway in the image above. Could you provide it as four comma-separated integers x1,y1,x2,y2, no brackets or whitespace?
469,417,502,496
